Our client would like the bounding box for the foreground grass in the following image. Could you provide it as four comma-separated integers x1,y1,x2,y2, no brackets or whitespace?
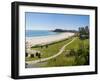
26,37,89,67
43,37,89,67
25,37,74,61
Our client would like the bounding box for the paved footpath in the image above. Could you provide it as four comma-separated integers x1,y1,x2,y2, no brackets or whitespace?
26,37,76,65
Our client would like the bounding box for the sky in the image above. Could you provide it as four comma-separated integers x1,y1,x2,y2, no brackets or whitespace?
25,12,89,30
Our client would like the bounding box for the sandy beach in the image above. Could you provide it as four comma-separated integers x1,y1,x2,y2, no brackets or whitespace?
26,32,75,48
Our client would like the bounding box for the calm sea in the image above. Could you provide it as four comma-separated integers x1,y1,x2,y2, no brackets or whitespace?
26,30,58,37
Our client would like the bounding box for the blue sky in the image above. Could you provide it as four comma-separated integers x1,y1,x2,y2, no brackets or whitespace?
25,12,89,30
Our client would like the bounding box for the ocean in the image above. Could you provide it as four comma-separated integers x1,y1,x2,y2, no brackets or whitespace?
26,30,58,37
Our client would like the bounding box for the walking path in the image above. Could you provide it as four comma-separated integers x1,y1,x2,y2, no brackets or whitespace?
26,37,76,65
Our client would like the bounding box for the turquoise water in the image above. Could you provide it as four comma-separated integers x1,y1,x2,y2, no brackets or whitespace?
26,30,58,37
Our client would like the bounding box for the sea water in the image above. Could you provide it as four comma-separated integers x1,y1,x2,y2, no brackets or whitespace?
26,30,58,37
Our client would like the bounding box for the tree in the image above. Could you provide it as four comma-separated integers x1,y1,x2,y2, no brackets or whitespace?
78,26,89,39
85,26,89,34
79,27,85,34
85,26,89,38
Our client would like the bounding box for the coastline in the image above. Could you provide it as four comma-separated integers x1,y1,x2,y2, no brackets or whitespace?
26,32,75,48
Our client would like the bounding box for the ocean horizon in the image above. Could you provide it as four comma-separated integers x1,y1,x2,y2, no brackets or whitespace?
25,30,58,37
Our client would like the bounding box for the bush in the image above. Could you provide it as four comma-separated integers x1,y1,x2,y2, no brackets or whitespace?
75,55,86,65
25,53,28,57
30,54,34,58
69,49,76,56
74,42,89,65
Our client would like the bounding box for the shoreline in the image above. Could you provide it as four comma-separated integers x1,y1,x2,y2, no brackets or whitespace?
26,32,75,48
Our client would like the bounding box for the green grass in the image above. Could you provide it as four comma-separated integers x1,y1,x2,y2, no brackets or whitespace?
65,37,89,50
42,37,89,67
25,37,74,61
26,37,89,67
